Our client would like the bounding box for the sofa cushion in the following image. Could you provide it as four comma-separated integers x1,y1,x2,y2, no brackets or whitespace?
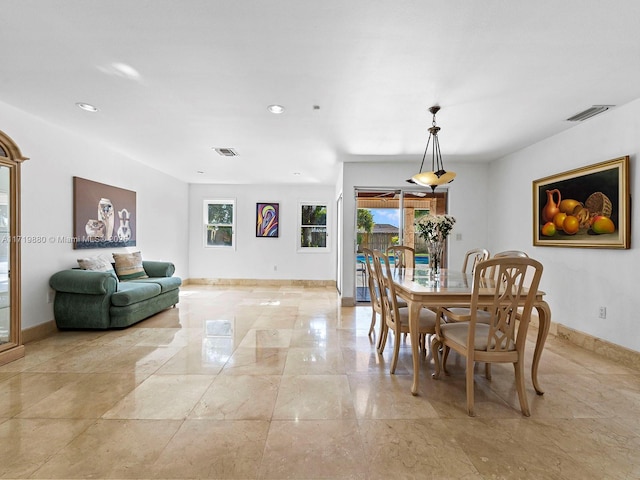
111,282,161,307
112,251,148,281
129,276,182,293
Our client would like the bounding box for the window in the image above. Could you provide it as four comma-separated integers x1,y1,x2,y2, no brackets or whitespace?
299,202,328,250
204,199,235,248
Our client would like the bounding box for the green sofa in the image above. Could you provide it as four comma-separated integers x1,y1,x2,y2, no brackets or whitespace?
49,261,182,329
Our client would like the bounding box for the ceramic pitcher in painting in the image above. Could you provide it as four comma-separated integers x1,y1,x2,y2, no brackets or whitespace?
542,189,561,223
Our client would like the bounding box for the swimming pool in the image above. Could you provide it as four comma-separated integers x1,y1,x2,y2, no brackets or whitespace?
356,254,430,265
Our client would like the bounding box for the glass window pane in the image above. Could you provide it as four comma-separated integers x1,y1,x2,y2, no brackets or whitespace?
301,205,326,226
206,226,233,246
300,226,327,248
208,203,233,224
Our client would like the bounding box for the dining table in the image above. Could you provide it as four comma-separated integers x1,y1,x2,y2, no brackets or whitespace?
391,267,552,396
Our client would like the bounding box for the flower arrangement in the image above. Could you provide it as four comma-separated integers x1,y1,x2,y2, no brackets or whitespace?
415,214,456,275
416,214,456,242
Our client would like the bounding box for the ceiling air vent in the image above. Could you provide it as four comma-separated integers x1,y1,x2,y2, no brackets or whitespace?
213,147,238,157
566,105,615,122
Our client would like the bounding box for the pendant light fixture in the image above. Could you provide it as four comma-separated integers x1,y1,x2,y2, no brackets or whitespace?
408,105,456,193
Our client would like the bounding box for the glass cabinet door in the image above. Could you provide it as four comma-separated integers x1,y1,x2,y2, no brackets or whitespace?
0,165,9,346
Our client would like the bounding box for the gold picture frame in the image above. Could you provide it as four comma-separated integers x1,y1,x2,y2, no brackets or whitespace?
532,156,630,249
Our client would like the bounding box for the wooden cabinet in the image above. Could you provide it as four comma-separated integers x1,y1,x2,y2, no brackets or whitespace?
0,130,28,366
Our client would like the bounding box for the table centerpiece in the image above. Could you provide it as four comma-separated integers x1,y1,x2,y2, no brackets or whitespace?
415,214,456,275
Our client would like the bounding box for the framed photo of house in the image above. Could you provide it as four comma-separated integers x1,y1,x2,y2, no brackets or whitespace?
532,156,630,249
256,202,279,237
73,177,136,249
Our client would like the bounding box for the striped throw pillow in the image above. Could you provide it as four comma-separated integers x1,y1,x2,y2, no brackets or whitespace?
112,251,148,281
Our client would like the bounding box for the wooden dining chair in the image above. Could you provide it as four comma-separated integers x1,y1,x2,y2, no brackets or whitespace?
463,248,491,273
363,248,408,342
386,245,415,270
362,248,383,337
372,250,438,374
441,249,529,377
431,256,544,416
439,248,491,320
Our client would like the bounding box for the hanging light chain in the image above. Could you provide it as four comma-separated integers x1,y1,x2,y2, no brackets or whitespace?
408,104,456,192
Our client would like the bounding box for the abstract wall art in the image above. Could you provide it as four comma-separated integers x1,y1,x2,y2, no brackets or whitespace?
256,202,279,237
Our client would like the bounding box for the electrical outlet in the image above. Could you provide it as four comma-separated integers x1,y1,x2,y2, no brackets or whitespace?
599,306,606,319
455,233,462,241
47,290,54,304
273,265,277,271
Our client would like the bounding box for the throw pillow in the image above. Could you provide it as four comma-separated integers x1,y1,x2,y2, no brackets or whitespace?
77,256,115,273
112,251,148,281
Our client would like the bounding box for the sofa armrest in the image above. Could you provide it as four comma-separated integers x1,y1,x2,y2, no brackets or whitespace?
143,261,175,278
49,270,118,295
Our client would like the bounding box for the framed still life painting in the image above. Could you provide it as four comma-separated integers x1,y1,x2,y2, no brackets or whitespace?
256,202,279,237
532,156,630,249
73,176,137,249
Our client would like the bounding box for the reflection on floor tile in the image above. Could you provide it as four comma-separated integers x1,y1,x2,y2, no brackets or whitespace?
1,284,638,479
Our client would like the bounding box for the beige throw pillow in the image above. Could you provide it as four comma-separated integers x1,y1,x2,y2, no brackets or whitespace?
112,251,148,281
77,256,114,273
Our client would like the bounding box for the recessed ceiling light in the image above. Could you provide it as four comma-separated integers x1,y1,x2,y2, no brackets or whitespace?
196,171,205,174
76,102,98,112
292,172,301,176
267,104,285,114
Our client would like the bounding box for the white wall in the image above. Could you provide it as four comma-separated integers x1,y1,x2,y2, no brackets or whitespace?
489,99,640,351
1,101,189,330
340,160,491,304
188,184,336,281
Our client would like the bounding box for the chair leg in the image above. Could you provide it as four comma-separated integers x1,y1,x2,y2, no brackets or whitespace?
368,310,376,336
514,360,531,416
485,362,492,380
442,345,451,375
390,331,400,374
431,336,442,379
466,356,475,417
377,323,388,354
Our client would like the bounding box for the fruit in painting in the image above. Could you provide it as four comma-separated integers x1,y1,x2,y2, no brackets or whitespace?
541,222,556,237
559,199,582,214
553,212,567,231
592,216,615,234
562,215,580,235
572,206,592,230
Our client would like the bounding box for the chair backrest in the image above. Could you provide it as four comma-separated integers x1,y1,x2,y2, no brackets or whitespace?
386,245,415,270
470,257,543,353
461,248,490,274
493,250,529,258
362,248,381,311
490,250,530,279
372,250,402,327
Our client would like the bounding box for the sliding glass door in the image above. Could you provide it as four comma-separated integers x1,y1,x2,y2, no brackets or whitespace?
354,188,449,302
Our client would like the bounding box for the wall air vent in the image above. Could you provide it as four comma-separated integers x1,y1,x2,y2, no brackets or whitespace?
566,105,615,122
213,147,238,157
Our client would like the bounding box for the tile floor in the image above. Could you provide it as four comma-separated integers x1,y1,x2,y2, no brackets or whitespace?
1,284,639,479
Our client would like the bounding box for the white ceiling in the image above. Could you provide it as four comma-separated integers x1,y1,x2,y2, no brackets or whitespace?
3,0,640,185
